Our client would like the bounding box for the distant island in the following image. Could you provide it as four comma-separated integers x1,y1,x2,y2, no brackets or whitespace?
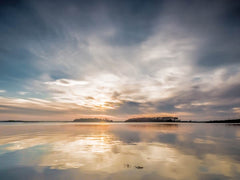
125,117,180,122
0,118,239,123
73,118,113,123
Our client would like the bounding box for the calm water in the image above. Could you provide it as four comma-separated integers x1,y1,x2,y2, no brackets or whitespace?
0,123,240,180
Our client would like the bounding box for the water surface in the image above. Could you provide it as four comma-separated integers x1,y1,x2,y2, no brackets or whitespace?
0,123,240,180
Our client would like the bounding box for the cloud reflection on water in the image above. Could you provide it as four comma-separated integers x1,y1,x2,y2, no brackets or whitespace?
0,123,240,180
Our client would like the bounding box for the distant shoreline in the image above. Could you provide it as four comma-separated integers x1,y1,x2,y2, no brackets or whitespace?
0,119,240,123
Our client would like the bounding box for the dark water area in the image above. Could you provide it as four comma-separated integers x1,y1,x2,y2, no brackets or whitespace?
0,123,240,180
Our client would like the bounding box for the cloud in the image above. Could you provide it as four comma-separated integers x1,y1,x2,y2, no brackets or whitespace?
0,0,240,120
18,91,28,95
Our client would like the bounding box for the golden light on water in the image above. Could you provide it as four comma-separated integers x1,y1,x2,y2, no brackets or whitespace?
0,123,240,179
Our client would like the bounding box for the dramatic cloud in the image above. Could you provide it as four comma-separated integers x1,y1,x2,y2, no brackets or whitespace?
0,0,240,120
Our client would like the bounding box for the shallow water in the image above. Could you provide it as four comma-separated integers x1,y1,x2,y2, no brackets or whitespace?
0,123,239,180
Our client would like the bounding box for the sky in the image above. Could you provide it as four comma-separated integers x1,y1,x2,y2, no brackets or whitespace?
0,0,240,121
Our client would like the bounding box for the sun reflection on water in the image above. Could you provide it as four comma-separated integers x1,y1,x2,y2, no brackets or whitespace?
0,123,240,179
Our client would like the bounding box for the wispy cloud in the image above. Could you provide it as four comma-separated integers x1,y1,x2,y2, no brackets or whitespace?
0,0,240,120
0,90,6,93
18,91,28,95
